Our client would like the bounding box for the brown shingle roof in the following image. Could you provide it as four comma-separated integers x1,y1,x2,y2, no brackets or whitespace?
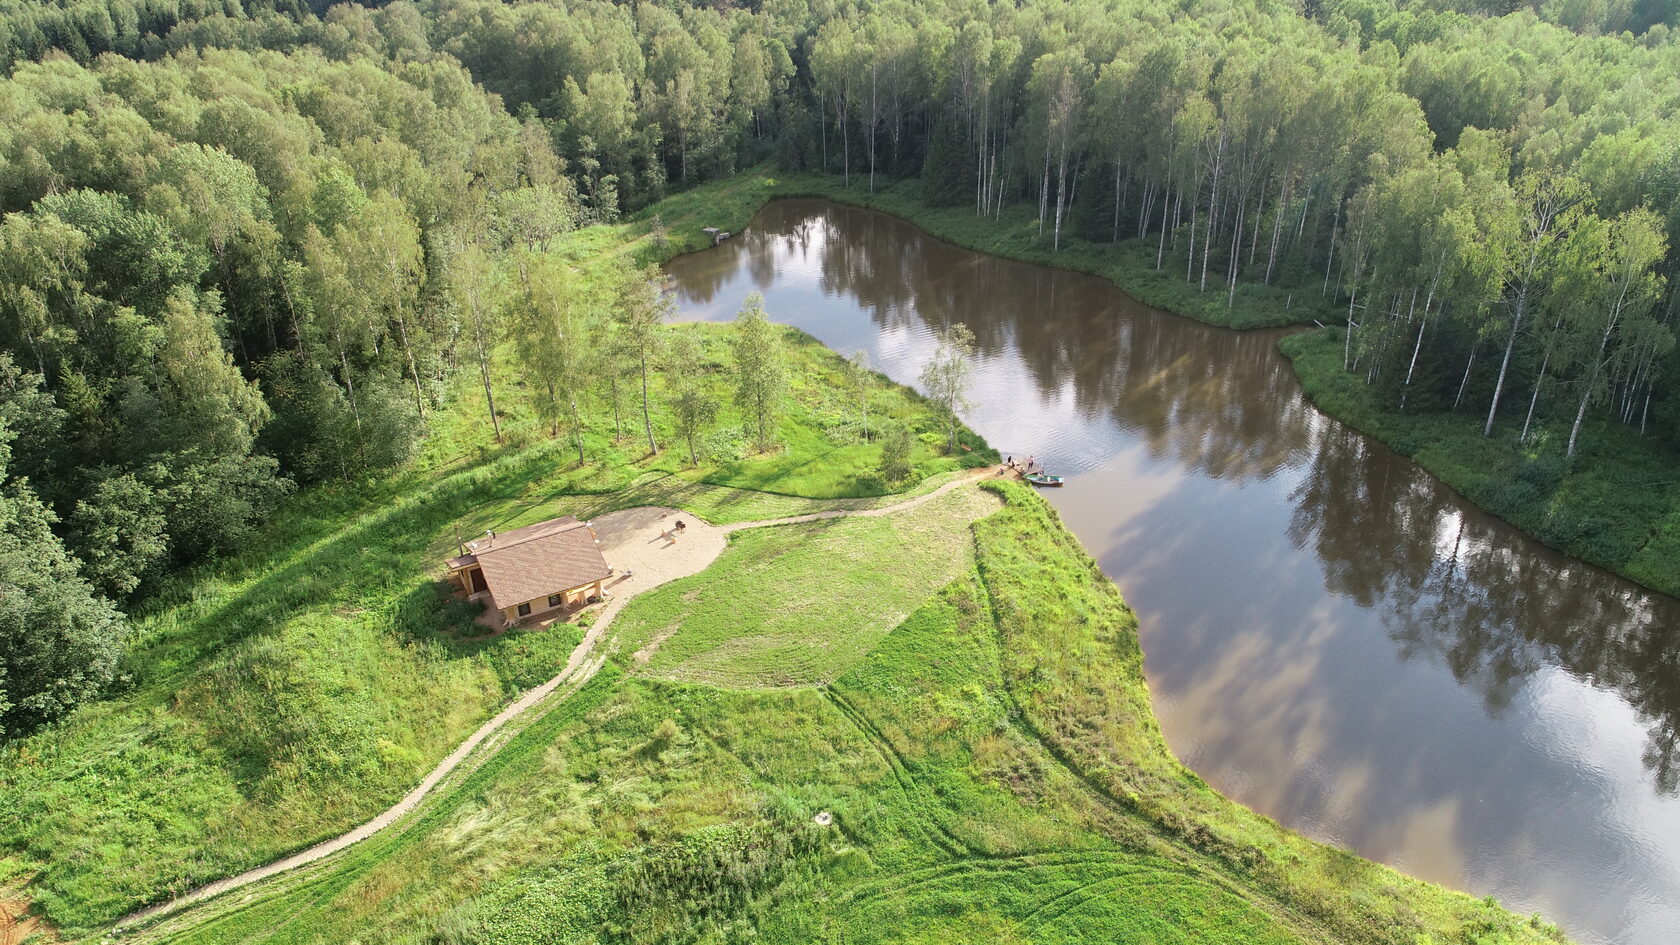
448,516,610,610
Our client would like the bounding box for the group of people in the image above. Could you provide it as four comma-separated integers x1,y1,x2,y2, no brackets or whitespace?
1004,455,1041,474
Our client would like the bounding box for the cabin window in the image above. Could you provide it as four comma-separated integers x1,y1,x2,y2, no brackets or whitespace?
516,602,532,617
548,594,563,608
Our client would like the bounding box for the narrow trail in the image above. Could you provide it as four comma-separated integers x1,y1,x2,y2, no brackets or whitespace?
116,468,993,931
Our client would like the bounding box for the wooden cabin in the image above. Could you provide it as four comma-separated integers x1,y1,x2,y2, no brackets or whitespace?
447,516,611,628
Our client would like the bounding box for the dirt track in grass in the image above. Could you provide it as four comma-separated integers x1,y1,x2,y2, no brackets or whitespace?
117,468,994,930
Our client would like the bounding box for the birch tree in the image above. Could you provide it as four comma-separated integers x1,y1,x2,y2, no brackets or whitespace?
919,322,976,452
666,330,718,467
513,254,597,463
445,242,504,442
1483,172,1588,437
730,292,786,452
844,349,874,441
612,265,669,456
1560,209,1670,457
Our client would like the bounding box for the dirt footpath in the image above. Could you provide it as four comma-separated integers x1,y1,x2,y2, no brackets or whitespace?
117,469,994,933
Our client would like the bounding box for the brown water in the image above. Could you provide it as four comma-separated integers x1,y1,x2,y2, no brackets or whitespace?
663,199,1680,945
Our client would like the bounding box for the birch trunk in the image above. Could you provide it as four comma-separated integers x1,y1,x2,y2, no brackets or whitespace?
1454,344,1476,410
1156,184,1171,270
1201,131,1224,293
394,314,426,421
640,349,658,454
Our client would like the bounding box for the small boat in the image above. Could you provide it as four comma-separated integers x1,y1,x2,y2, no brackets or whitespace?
1023,472,1064,487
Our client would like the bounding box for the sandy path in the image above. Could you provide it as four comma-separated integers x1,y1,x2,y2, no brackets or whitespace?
116,468,993,931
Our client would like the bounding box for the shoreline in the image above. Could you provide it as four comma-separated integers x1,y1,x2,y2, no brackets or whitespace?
657,171,1678,605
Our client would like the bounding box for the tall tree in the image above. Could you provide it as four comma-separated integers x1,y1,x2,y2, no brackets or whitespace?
1558,209,1671,456
1484,172,1589,437
730,292,786,452
613,264,669,455
919,322,976,452
0,418,126,738
1027,49,1090,251
812,20,859,187
511,253,598,462
355,193,429,421
446,241,505,443
666,330,718,467
844,349,875,441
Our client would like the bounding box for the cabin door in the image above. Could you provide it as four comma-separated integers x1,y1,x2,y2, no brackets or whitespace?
469,568,488,593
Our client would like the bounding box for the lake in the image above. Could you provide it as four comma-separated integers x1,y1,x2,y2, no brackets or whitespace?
663,199,1680,945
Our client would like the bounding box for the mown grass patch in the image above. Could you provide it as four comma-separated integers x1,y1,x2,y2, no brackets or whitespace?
834,856,1299,945
1282,327,1680,600
614,485,997,687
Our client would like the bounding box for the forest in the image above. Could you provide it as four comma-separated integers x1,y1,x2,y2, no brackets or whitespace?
2,0,1678,741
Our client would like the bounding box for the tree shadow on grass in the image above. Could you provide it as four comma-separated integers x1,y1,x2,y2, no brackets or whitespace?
120,446,564,699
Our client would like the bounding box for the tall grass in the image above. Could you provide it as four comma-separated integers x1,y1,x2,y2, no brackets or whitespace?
126,483,1562,945
0,319,987,931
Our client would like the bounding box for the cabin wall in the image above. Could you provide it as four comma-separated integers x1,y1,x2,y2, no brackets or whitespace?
501,579,606,625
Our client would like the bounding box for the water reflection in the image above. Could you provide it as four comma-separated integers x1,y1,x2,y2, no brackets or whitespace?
665,199,1680,945
1289,425,1680,792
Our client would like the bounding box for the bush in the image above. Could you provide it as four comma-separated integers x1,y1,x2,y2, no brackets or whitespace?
0,476,128,737
878,426,914,484
701,424,750,463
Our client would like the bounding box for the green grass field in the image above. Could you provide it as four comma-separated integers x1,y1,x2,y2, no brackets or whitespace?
0,262,986,934
617,485,998,687
117,483,1562,945
1,174,1567,945
1283,327,1680,600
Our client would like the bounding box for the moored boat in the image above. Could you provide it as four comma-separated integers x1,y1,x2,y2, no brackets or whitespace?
1023,472,1064,487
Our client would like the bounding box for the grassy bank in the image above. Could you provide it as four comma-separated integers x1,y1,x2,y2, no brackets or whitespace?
0,172,993,935
2,169,1574,943
127,482,1562,945
1282,328,1680,600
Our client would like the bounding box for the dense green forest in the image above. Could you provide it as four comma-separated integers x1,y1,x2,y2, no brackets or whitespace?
3,0,1678,737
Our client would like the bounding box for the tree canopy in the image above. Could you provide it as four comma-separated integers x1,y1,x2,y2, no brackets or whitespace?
3,0,1680,730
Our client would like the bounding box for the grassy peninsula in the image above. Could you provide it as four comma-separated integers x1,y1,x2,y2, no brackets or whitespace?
1,176,1562,945
0,174,989,933
1,0,1672,939
122,482,1562,945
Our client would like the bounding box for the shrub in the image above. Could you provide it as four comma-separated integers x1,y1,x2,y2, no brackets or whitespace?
879,426,915,484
